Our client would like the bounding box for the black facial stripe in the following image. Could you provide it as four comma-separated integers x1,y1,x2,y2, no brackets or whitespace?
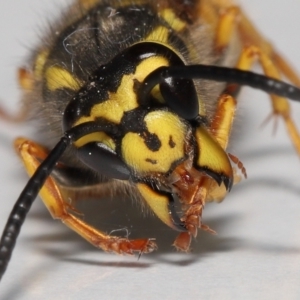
145,158,157,165
141,131,161,152
168,135,176,148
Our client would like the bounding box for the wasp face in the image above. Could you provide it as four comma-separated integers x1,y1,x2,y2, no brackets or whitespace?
120,109,191,179
62,41,233,197
3,0,300,286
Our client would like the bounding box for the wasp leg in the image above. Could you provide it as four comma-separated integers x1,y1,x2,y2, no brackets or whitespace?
272,52,300,87
213,3,300,155
237,9,300,87
14,137,157,255
214,6,239,53
233,45,300,155
213,0,300,85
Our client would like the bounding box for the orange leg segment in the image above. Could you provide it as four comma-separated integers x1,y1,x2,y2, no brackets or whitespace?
14,137,156,255
214,6,240,53
234,45,300,155
214,4,300,155
176,3,300,251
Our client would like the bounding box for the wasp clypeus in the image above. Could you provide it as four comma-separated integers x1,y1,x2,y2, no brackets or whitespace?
1,0,300,283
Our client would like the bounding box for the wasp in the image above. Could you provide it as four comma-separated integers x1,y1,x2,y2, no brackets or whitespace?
0,0,300,285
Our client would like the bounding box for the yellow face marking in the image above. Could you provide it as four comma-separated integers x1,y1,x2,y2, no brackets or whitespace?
74,132,116,151
34,50,49,79
77,100,125,125
145,26,170,44
75,56,170,126
122,111,187,174
150,85,164,103
135,56,169,82
160,9,187,32
45,66,82,91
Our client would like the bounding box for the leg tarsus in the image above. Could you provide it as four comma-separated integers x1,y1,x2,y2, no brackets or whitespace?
173,232,191,252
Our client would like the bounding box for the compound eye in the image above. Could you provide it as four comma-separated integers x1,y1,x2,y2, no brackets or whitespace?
77,142,131,180
159,77,199,120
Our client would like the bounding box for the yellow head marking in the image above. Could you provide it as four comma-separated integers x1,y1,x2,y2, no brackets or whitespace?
160,9,187,32
34,50,49,79
122,111,187,174
78,100,125,125
135,56,169,103
45,66,82,91
75,55,169,126
135,56,169,82
74,132,116,151
145,26,170,44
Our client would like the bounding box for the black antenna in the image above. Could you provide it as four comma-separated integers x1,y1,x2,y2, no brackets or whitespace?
0,121,118,280
139,65,300,103
0,135,69,279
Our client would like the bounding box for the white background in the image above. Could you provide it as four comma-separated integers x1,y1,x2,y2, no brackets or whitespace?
0,1,300,299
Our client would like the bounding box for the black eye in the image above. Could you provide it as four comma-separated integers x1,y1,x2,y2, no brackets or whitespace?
77,142,131,180
159,75,199,120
